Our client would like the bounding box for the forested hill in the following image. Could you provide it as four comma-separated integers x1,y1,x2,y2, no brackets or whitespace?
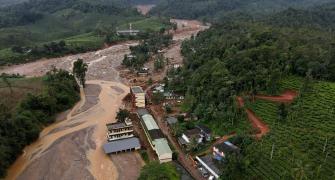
0,0,27,7
266,2,335,30
0,0,132,28
174,22,335,121
150,0,333,21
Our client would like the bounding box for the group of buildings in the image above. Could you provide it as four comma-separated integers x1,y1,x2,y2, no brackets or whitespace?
104,86,173,163
137,108,173,163
103,118,141,154
104,84,240,180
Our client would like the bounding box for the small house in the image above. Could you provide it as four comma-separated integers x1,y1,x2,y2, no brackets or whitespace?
179,128,203,146
213,141,240,161
196,125,212,141
131,86,145,108
195,155,221,180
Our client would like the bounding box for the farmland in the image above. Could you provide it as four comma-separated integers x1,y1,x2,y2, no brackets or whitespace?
245,76,335,179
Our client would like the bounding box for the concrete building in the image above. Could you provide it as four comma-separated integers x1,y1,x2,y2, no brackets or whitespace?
106,118,134,141
131,86,145,108
137,109,173,163
103,137,141,154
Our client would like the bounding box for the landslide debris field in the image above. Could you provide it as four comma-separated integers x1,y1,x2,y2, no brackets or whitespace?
3,17,208,180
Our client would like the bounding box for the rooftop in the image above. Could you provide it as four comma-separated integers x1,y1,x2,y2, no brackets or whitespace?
196,124,212,134
148,129,165,140
103,137,140,154
142,114,159,130
131,86,144,94
137,108,149,117
215,141,240,153
166,116,178,125
196,155,221,178
184,128,201,138
153,138,173,156
106,121,132,130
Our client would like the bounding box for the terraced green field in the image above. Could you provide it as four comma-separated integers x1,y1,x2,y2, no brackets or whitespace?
246,76,335,179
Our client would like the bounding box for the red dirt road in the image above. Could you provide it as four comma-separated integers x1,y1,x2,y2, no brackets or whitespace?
237,96,269,139
255,90,298,103
245,109,269,139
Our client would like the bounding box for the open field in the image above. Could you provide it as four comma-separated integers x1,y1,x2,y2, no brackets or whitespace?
245,76,335,179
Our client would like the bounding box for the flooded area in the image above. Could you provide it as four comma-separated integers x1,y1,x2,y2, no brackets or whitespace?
2,17,208,180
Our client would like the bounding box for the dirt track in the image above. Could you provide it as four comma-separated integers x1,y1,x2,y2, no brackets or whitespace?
255,90,298,103
237,96,269,139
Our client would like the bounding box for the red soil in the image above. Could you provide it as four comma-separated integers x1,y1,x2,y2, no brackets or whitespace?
236,96,269,139
245,109,269,139
255,90,298,103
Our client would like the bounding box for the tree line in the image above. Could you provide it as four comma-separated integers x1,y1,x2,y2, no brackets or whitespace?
0,68,80,177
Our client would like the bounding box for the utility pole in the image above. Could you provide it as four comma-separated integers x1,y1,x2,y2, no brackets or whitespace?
323,137,328,153
270,143,275,160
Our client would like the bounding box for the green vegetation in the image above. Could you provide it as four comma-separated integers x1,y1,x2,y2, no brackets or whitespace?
150,0,333,22
116,109,130,122
73,58,88,87
0,68,80,177
241,76,335,179
138,161,180,180
0,0,171,66
122,32,172,70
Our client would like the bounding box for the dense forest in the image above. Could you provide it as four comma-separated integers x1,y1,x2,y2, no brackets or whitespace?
157,0,335,179
150,0,334,21
0,69,80,177
265,2,335,30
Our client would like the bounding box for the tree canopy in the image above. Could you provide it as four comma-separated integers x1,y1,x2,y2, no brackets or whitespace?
138,161,180,180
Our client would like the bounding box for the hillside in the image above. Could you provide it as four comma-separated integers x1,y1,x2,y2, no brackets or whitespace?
0,0,171,66
162,21,335,178
0,69,80,177
245,76,335,179
266,2,335,30
0,0,27,7
150,0,333,21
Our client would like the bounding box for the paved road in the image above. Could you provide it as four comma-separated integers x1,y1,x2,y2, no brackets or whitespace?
149,105,205,180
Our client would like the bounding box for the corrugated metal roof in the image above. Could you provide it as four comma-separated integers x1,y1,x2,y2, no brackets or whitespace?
142,114,159,130
166,117,178,125
153,138,172,156
137,108,149,117
131,86,144,94
103,137,140,154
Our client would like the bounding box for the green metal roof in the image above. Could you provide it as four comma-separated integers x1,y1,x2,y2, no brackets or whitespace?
142,114,159,130
153,138,172,156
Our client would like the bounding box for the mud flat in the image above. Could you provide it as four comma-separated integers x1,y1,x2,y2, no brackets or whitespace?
5,81,136,180
0,41,138,79
17,127,96,180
